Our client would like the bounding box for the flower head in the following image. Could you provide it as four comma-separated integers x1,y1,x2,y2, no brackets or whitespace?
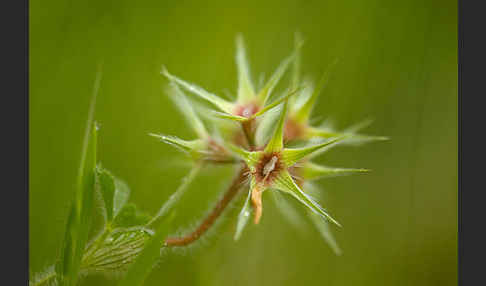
153,34,387,254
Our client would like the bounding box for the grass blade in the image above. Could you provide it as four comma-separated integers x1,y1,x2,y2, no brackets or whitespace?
56,64,102,286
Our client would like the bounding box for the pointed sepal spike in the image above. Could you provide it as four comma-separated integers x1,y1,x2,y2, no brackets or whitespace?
235,34,256,103
149,133,205,156
251,86,303,119
273,170,341,227
234,187,253,241
282,135,349,167
307,211,342,255
161,66,235,114
210,110,249,122
307,126,389,145
225,142,261,167
264,100,288,153
293,58,339,124
257,44,301,105
299,162,370,181
166,83,208,139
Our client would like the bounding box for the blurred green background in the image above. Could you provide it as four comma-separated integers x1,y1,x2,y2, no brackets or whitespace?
30,0,457,285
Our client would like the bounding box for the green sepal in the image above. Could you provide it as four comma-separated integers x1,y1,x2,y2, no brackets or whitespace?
293,59,338,124
264,100,288,153
298,162,370,181
282,135,348,167
234,185,253,241
273,170,341,227
166,83,208,139
235,34,256,103
225,142,261,168
162,67,235,114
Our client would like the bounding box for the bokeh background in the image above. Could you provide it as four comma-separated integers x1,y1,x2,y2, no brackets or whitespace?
30,0,457,285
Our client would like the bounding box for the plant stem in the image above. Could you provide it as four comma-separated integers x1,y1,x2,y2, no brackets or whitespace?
164,166,248,247
146,163,203,227
241,121,255,149
118,164,204,286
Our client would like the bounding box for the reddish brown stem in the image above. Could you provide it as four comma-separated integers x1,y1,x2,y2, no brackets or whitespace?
164,166,248,247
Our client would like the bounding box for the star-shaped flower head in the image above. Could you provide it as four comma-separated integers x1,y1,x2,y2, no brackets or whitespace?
227,99,353,240
161,34,302,148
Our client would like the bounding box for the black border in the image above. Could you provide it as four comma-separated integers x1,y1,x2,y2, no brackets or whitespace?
459,0,486,285
1,0,29,284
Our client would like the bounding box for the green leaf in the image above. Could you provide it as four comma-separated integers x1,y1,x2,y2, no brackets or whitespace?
81,228,153,273
57,124,98,286
299,162,370,181
118,166,201,286
257,48,299,105
96,166,116,222
273,171,341,227
113,203,151,228
113,178,131,218
56,66,102,286
264,100,288,153
166,83,208,139
162,67,235,114
282,135,348,167
235,34,256,103
234,186,253,241
307,211,342,255
293,59,338,124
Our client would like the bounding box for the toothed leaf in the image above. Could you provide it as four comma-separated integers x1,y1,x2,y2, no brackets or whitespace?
96,166,115,222
273,171,341,227
113,178,130,219
162,68,234,114
236,35,255,103
113,203,151,228
81,228,153,273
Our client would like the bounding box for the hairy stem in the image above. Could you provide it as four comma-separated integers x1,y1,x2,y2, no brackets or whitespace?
241,121,255,149
164,166,248,247
146,163,203,227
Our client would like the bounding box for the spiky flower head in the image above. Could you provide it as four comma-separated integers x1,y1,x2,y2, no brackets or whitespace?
153,33,387,254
